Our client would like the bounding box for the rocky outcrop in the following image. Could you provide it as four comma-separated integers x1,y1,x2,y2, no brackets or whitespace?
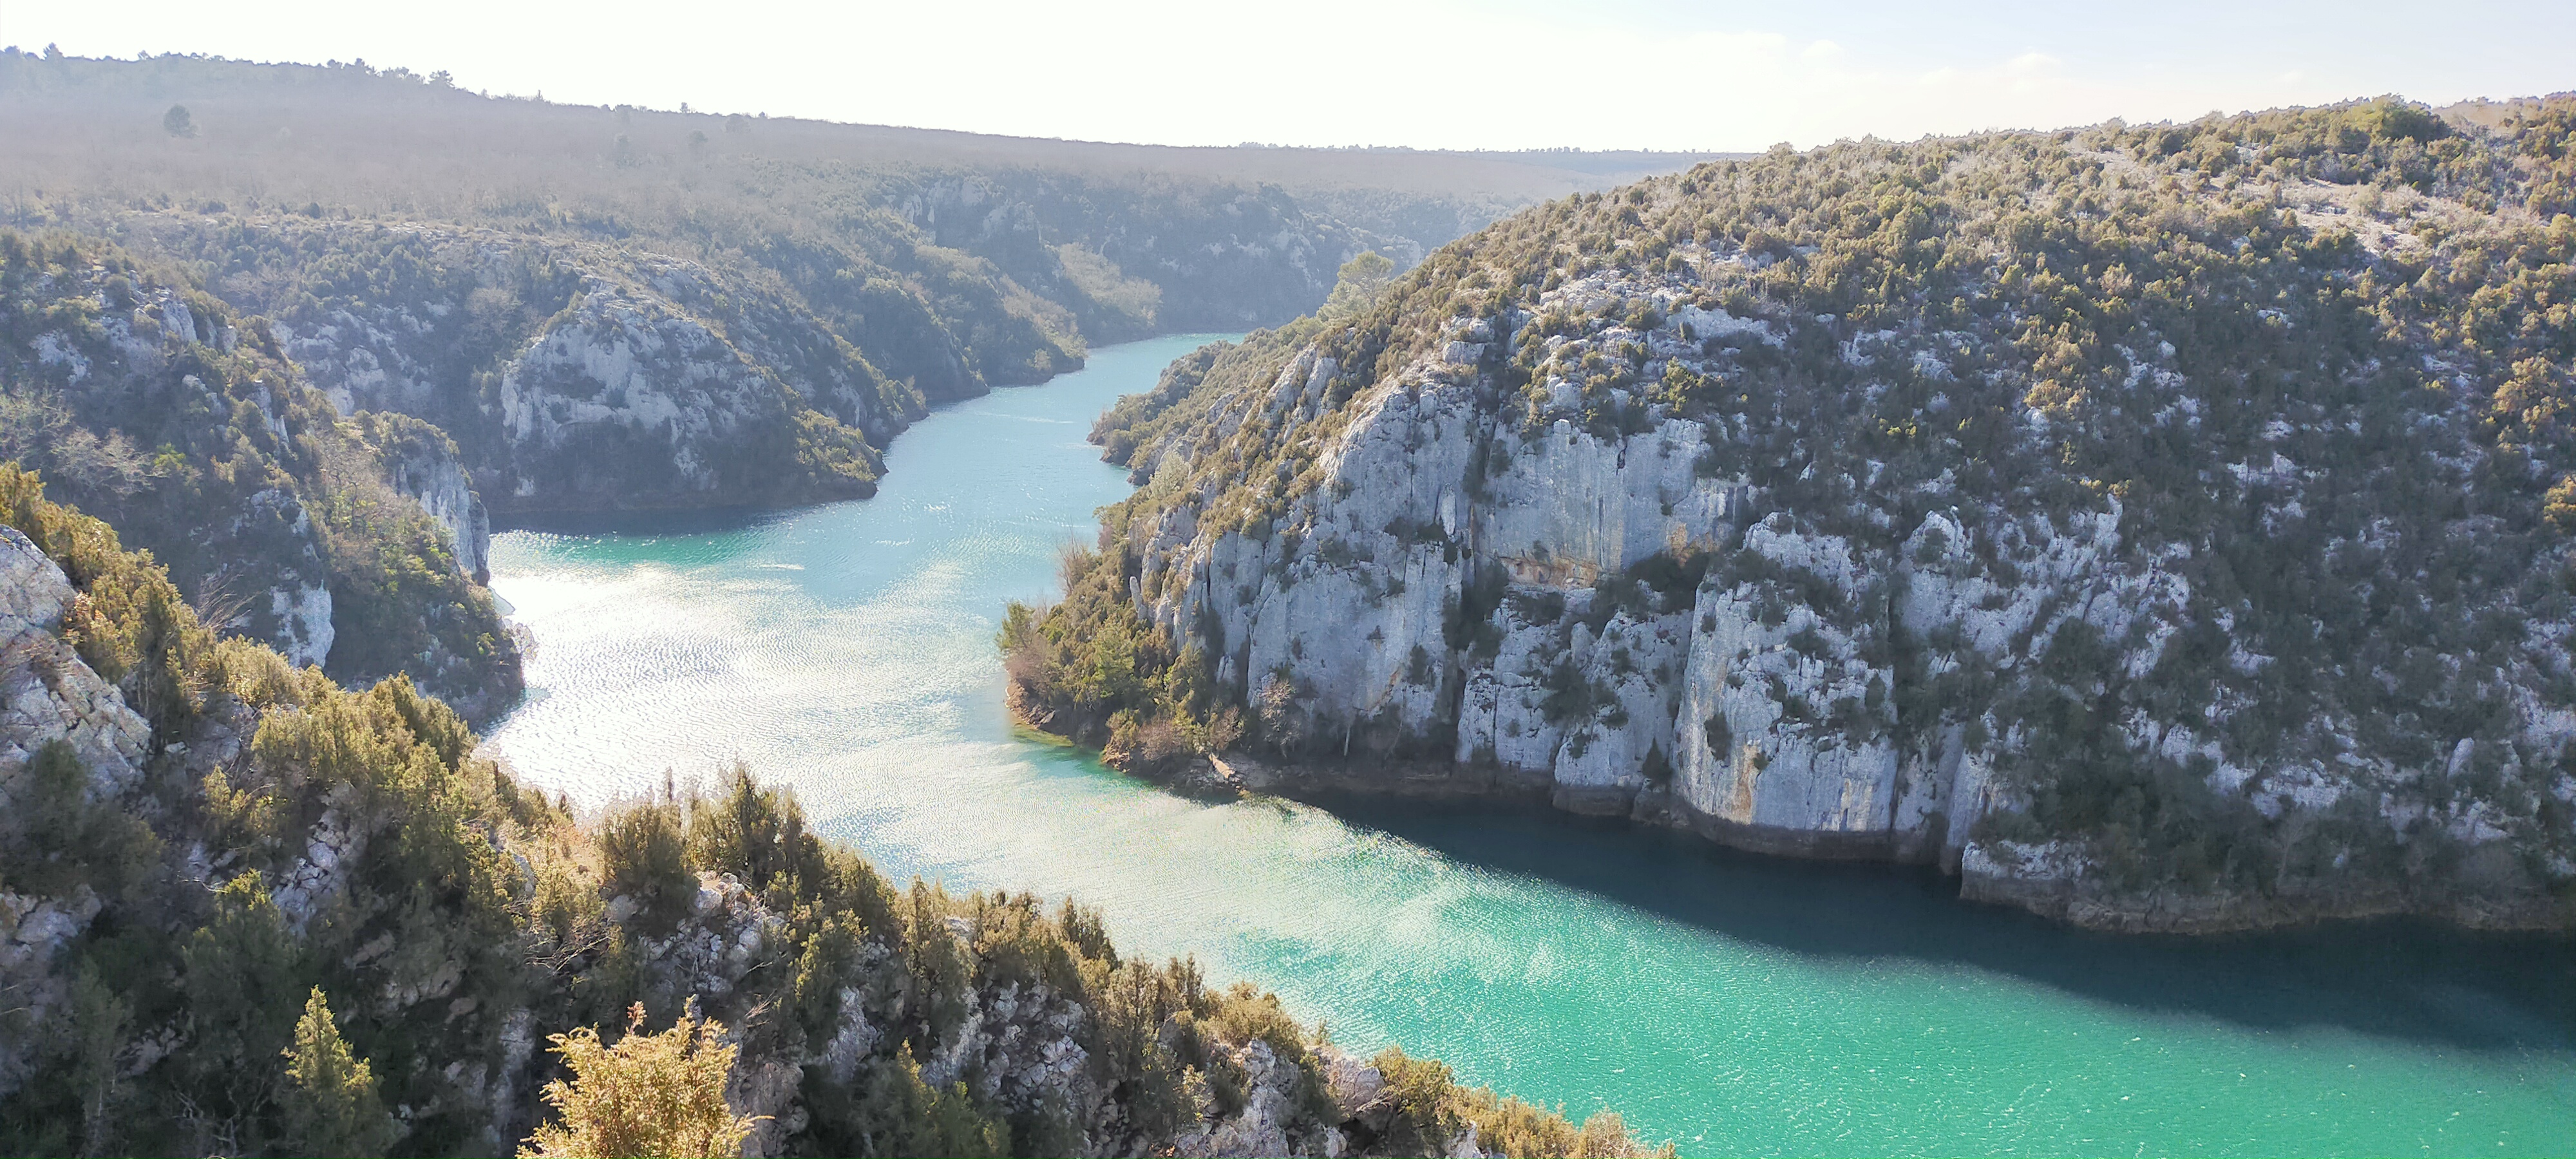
486,256,908,510
0,528,151,1096
0,528,149,798
367,413,491,581
1099,297,2575,928
1,240,523,721
171,222,920,515
1112,318,2008,865
1055,106,2576,932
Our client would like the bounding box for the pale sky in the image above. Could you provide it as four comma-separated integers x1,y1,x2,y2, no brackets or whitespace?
3,0,2566,151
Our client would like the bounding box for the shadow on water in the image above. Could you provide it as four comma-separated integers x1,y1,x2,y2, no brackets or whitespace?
1311,793,2576,1053
491,505,802,539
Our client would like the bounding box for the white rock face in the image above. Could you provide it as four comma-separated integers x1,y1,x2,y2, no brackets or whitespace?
375,420,492,580
0,528,153,1097
270,580,336,669
493,272,807,500
1170,1039,1307,1158
249,227,918,513
0,529,150,795
0,528,75,637
1095,259,2576,927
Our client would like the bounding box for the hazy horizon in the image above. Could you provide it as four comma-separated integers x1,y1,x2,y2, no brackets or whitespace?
2,1,2568,154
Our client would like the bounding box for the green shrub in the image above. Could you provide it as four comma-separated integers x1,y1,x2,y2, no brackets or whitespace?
597,803,695,936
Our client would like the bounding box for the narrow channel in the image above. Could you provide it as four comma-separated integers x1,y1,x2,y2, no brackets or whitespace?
483,335,2576,1156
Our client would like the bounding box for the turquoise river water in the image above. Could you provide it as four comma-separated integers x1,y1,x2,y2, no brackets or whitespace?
484,335,2576,1156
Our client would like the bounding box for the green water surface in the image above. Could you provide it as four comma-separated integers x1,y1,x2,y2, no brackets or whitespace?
484,334,2576,1156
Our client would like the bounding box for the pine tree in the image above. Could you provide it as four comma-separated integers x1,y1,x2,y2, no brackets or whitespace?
1321,250,1397,318
177,872,305,1151
279,988,396,1158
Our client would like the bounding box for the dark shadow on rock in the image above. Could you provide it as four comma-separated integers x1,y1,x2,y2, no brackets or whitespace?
1307,793,2576,1053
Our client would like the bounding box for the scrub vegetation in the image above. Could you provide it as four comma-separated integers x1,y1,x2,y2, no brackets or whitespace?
0,50,1721,516
0,472,1660,1156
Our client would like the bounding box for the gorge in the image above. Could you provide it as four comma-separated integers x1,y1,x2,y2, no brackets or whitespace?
5,43,2575,1153
482,335,2576,1155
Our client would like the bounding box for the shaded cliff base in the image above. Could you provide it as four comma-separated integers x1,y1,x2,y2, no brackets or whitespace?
1285,791,2576,1055
1040,720,2574,938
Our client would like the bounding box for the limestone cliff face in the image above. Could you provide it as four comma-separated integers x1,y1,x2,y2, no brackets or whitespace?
0,240,522,717
0,529,149,1096
1112,311,2052,876
0,528,149,793
367,413,491,581
1067,118,2576,932
485,256,912,509
185,223,918,514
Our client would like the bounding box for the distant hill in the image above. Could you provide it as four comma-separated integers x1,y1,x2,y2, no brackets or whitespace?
0,51,1732,259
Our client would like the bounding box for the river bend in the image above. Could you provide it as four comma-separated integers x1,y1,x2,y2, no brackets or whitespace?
485,335,2576,1156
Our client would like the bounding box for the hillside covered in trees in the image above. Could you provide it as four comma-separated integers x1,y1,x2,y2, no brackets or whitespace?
0,50,1724,517
0,470,1661,1157
1007,95,2576,932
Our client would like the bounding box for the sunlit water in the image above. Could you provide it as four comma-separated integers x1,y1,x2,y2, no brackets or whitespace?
485,335,2576,1156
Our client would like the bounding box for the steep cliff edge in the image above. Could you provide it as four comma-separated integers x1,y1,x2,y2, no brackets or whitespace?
114,218,917,516
0,235,521,721
1010,99,2576,933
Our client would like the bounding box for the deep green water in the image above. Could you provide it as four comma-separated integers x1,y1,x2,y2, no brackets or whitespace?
485,335,2576,1156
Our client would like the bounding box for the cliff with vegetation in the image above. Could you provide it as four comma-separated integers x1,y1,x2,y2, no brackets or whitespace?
0,51,1714,725
1009,97,2576,933
0,233,520,721
132,218,924,514
0,50,1720,517
0,471,1656,1157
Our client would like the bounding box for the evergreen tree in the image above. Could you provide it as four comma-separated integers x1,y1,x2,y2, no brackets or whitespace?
279,988,396,1158
1321,250,1397,317
177,872,307,1153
